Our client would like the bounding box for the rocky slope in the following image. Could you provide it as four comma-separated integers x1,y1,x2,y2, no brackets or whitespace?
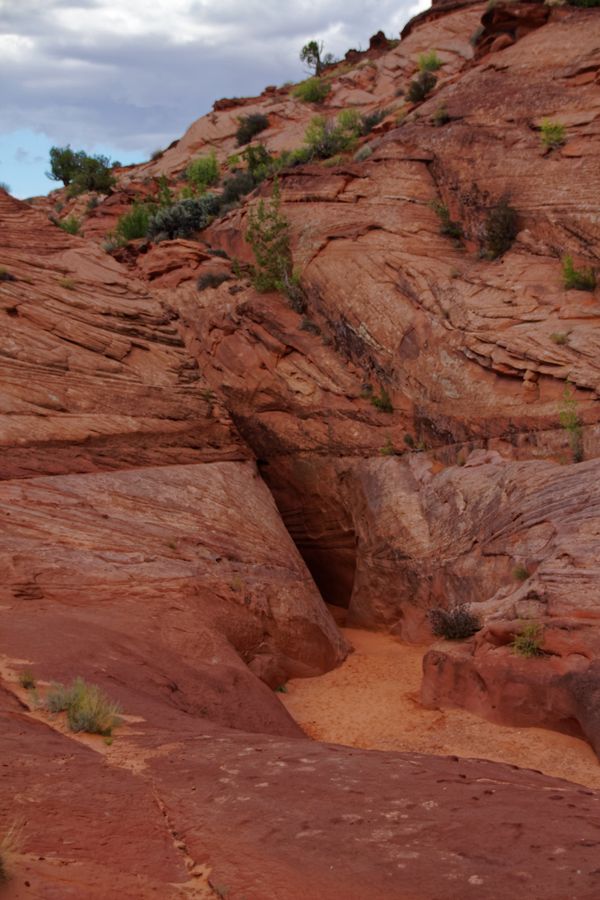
2,0,600,896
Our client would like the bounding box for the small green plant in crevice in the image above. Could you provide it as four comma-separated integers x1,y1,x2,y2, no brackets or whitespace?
559,381,584,462
58,276,75,290
58,215,81,235
511,622,543,658
540,119,566,150
293,77,331,104
370,388,394,413
433,104,450,126
407,71,437,104
428,603,481,640
550,332,569,345
430,200,463,240
18,669,36,690
45,677,121,736
379,437,398,456
483,198,518,259
186,151,220,192
246,179,293,294
513,564,529,581
418,50,443,72
274,684,288,694
562,255,596,292
236,113,269,146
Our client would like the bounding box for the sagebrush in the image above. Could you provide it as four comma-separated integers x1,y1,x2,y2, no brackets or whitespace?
429,604,481,640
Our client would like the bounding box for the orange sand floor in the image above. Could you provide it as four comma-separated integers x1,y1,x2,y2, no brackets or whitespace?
281,627,600,789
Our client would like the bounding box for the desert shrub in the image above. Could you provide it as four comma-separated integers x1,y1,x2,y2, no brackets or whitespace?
241,144,272,180
418,50,443,72
360,108,389,135
115,203,154,241
540,119,566,150
371,388,393,413
293,77,331,104
470,24,485,45
550,332,568,345
562,255,596,291
221,170,257,206
45,677,121,735
511,622,543,657
150,148,164,161
433,104,450,126
18,670,36,689
407,70,437,103
58,215,81,235
197,271,232,291
430,200,462,239
246,180,292,292
428,603,481,640
187,151,219,191
513,564,529,581
47,145,83,185
236,113,269,146
0,267,15,282
147,194,220,240
484,199,518,259
304,110,361,159
559,381,583,462
354,144,373,162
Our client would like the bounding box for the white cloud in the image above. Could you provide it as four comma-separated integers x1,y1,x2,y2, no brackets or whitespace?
0,0,426,156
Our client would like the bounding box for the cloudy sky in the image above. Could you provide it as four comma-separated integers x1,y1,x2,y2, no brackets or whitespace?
1,0,428,198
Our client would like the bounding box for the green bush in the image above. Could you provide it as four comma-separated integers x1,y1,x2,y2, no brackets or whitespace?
58,215,81,235
540,119,566,150
428,604,481,640
186,151,219,191
115,203,154,242
418,50,443,72
559,381,583,462
407,71,437,103
304,110,361,159
18,669,36,689
370,388,393,413
45,677,121,735
246,180,292,293
236,113,269,146
430,200,462,239
513,564,529,581
66,153,115,195
221,170,257,206
293,77,331,104
562,255,596,291
360,108,389,135
433,104,450,126
148,194,220,240
484,199,518,259
241,144,272,180
511,623,543,658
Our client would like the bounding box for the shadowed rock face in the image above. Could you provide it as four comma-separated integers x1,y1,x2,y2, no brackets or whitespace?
3,2,600,895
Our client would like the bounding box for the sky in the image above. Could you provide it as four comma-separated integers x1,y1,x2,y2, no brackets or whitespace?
0,0,428,198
